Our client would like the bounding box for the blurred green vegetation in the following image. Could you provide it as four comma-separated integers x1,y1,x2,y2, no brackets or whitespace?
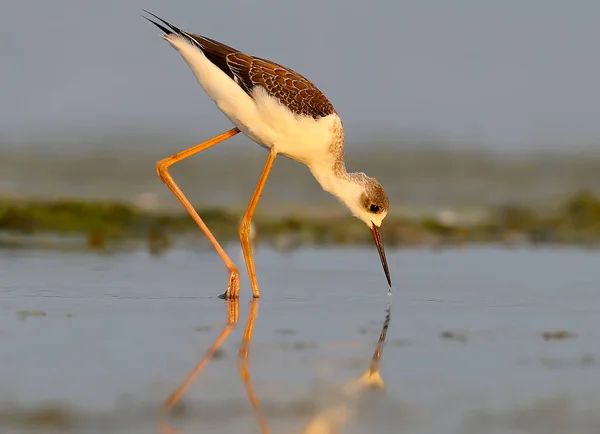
3,143,600,213
0,190,600,252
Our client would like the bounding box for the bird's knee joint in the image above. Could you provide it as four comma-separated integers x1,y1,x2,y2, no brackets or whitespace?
238,221,250,239
156,160,169,179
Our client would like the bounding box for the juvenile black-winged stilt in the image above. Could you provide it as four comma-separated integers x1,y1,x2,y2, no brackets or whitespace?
144,11,391,299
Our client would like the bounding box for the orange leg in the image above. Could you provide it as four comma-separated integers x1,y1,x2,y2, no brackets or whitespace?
162,300,239,411
238,300,269,433
238,147,277,299
156,127,242,299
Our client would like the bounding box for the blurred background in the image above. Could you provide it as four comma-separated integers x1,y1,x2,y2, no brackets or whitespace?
2,0,600,248
2,2,600,434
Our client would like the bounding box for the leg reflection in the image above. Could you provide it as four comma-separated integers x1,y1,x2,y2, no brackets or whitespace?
163,300,240,411
238,300,269,433
158,299,269,434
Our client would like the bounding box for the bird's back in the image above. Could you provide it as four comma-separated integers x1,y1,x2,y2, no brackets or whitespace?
145,13,336,120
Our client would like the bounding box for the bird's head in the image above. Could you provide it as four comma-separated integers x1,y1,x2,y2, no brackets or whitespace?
343,174,392,288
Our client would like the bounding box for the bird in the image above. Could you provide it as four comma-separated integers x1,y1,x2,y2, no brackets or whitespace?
143,11,392,299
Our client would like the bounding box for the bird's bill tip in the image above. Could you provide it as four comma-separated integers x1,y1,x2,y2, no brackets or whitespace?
370,224,392,287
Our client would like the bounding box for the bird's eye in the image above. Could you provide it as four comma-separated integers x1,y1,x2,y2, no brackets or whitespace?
369,204,380,213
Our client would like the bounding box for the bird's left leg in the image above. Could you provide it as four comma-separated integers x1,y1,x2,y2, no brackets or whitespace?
238,147,277,299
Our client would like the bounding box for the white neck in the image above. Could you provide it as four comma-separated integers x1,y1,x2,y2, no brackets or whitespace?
309,162,361,209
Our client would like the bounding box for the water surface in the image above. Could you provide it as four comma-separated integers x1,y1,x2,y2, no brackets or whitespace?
1,246,599,433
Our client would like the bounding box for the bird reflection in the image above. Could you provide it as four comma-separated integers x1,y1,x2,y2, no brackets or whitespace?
298,303,391,434
159,301,391,434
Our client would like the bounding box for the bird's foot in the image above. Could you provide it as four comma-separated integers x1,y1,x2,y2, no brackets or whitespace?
219,269,240,299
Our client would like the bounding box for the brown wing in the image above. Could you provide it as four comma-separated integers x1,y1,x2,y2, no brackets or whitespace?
144,12,238,81
144,12,336,119
225,53,336,119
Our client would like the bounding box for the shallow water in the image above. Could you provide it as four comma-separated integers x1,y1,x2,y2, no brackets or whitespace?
1,245,600,433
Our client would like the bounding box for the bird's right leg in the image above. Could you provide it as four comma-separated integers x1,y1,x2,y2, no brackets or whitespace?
156,127,242,298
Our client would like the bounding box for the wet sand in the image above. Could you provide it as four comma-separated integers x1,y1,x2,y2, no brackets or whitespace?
1,246,600,433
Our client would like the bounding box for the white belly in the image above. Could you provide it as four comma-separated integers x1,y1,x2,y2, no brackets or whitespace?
165,35,338,166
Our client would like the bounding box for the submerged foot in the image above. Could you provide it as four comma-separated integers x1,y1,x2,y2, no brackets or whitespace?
219,269,240,299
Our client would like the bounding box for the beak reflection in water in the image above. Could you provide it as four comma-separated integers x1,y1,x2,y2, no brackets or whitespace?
370,224,392,288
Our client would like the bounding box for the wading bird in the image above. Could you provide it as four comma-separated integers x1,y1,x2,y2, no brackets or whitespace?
144,12,392,299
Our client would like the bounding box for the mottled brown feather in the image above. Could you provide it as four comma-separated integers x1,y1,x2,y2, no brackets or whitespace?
226,53,336,119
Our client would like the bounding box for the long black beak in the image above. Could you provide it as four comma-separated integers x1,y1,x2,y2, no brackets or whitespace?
370,224,392,288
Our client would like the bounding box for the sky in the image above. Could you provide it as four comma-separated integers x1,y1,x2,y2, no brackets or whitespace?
2,0,600,151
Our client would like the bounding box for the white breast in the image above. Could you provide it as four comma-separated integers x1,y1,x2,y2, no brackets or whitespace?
164,34,338,166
